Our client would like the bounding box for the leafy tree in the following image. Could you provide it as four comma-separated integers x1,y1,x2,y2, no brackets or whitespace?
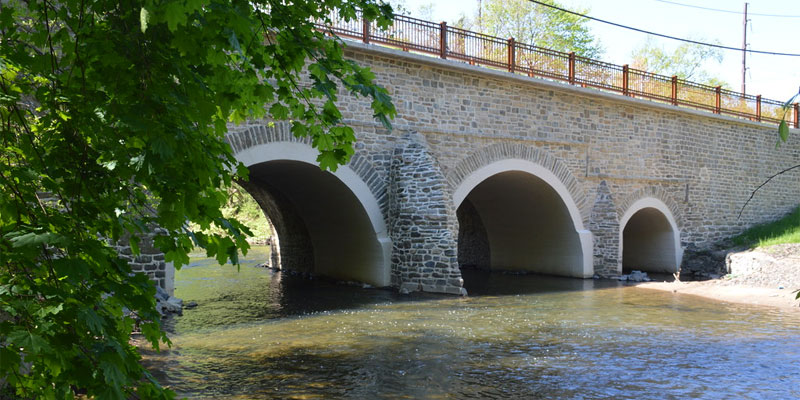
478,0,603,58
0,0,395,398
631,38,726,85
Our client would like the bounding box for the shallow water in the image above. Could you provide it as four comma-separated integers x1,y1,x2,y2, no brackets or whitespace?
145,246,800,399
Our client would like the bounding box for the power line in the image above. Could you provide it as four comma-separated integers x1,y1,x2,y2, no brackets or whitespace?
524,0,800,57
652,0,800,18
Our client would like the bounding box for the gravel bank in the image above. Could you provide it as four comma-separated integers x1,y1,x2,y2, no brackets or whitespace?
723,243,800,289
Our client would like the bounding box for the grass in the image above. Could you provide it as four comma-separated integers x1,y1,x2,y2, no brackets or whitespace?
732,206,800,248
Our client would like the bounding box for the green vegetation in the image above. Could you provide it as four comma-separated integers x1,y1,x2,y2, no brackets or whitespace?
732,207,800,248
0,1,395,398
192,184,272,243
473,0,603,58
631,38,725,86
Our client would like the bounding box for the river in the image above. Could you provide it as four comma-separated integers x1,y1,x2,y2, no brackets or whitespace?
143,245,800,399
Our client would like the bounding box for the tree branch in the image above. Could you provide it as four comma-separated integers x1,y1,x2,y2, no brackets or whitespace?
738,164,800,219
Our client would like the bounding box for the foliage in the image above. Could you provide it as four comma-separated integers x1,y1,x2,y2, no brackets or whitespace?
190,183,272,243
732,207,800,248
776,92,800,148
0,0,395,398
631,38,725,85
478,0,603,58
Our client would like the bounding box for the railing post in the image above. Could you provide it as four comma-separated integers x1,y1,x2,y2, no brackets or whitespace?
671,75,678,106
362,18,370,44
756,95,762,122
568,52,575,85
794,103,799,129
622,64,629,96
715,86,721,114
439,22,447,59
508,38,515,73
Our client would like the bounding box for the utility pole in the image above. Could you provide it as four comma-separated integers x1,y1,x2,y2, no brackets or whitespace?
478,0,482,31
741,2,748,94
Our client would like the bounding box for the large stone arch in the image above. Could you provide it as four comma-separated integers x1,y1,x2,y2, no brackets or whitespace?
618,193,683,274
447,145,593,278
446,143,590,224
226,121,389,217
224,122,391,287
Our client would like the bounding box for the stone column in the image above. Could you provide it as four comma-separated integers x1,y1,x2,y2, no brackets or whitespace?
389,131,465,295
589,181,621,277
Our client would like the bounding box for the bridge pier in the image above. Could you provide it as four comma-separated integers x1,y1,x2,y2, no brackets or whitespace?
589,181,621,277
389,131,465,295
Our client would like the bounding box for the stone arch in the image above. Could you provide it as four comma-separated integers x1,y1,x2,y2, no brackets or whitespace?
448,146,593,278
224,122,391,287
446,143,589,224
618,196,683,274
615,186,683,228
226,121,389,217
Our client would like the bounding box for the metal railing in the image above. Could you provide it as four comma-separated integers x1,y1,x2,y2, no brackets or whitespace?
316,11,799,128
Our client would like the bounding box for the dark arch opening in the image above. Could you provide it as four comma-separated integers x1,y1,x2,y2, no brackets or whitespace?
622,207,677,274
456,171,584,286
238,160,385,286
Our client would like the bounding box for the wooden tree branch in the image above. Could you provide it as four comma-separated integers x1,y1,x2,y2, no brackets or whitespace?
738,164,800,219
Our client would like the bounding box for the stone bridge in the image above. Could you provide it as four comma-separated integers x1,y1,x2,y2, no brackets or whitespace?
165,41,800,295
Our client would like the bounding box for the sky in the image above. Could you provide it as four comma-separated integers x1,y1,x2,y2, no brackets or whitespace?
392,0,800,102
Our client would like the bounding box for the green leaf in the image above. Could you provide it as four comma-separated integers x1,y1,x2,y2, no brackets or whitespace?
778,120,789,146
6,231,64,248
8,330,51,353
269,103,289,120
317,150,340,171
164,2,188,32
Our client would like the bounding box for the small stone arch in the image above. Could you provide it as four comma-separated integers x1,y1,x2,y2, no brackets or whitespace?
618,195,683,274
446,143,589,224
225,121,389,218
615,186,683,228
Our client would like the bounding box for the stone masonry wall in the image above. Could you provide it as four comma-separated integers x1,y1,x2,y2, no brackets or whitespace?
115,230,174,296
389,131,465,294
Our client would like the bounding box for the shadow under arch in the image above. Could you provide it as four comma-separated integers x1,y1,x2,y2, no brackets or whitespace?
453,159,593,279
619,197,683,274
234,141,391,287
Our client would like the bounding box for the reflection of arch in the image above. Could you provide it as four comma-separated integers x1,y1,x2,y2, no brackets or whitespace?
452,158,593,278
230,138,391,287
447,143,589,224
619,197,682,274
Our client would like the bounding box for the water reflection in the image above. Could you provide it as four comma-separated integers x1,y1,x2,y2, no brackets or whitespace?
145,246,800,399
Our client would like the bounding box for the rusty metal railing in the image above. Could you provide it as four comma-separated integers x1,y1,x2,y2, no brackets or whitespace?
315,11,799,128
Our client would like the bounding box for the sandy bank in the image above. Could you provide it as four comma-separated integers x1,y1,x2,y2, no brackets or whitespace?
636,280,799,310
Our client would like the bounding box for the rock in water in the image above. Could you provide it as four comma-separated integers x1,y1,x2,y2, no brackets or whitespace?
155,284,170,302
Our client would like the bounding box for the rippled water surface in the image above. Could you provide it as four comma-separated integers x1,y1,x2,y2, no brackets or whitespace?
145,246,800,399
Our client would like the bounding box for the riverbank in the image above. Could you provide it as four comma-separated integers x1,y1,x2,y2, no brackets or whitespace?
636,281,799,310
637,243,800,311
